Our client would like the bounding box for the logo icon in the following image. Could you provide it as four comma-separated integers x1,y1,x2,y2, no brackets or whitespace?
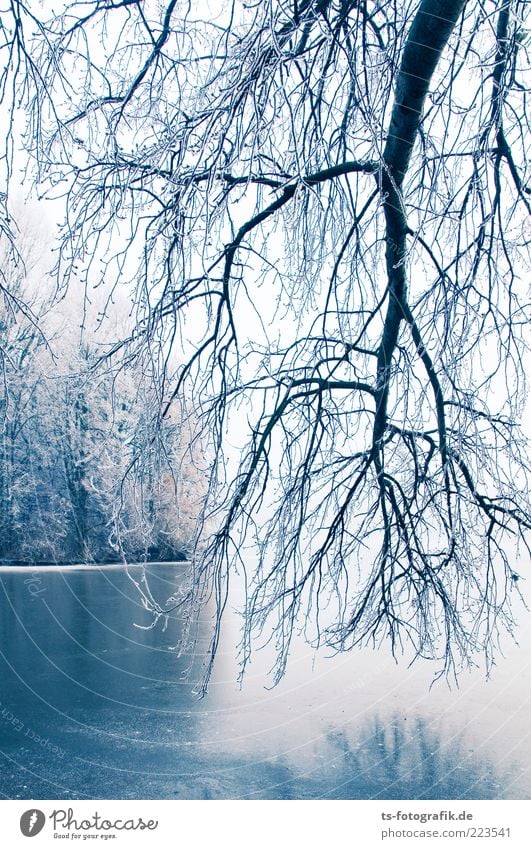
20,810,46,837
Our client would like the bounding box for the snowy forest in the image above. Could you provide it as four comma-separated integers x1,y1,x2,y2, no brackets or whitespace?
0,212,201,565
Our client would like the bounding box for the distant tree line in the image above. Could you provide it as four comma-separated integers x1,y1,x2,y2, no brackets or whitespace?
0,225,201,565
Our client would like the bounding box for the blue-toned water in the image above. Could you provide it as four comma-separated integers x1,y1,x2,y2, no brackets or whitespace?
0,564,529,799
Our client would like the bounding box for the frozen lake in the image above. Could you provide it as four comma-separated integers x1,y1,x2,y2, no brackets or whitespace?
0,564,529,799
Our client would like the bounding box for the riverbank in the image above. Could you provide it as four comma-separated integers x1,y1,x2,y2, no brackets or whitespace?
0,561,190,572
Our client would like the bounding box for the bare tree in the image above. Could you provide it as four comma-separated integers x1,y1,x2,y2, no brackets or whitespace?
1,0,529,687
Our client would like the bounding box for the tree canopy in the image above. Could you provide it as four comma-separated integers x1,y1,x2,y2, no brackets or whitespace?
0,0,529,687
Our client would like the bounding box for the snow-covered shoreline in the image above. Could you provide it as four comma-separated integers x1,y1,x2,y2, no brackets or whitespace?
0,561,190,572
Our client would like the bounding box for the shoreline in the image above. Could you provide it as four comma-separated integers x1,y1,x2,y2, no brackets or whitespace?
0,561,190,573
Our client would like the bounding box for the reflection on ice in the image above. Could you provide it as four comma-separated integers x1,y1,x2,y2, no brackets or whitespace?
0,564,529,799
